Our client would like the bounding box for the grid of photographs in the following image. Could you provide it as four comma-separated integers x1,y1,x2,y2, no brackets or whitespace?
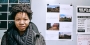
46,4,73,40
0,0,31,30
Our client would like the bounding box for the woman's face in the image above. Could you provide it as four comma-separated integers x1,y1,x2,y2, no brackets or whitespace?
15,12,30,31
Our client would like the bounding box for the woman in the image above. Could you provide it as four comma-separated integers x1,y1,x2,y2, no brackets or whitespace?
1,4,45,45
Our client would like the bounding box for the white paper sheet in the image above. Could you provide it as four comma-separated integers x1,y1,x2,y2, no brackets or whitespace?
77,35,90,45
46,4,73,40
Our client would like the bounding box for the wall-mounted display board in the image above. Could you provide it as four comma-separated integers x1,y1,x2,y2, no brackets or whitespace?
45,4,73,40
0,0,31,30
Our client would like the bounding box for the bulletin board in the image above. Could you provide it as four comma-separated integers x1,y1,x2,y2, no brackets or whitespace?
0,0,31,30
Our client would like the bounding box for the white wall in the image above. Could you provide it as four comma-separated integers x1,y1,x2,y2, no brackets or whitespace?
31,0,90,45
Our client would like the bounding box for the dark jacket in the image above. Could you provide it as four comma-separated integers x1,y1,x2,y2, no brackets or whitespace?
1,22,46,45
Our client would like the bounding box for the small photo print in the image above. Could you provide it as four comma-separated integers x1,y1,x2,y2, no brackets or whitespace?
59,14,72,22
47,4,60,12
47,23,59,31
59,32,71,39
77,29,85,32
0,0,8,3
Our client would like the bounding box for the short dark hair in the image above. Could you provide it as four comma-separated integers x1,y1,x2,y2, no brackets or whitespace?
10,4,33,20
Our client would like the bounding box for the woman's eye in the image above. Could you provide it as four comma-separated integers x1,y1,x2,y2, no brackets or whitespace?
16,19,20,21
24,19,28,20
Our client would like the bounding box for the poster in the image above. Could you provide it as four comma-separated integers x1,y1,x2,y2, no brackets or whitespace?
46,4,73,40
76,6,90,34
77,35,90,45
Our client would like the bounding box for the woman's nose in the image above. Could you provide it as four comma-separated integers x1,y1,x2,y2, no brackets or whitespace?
19,20,24,24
